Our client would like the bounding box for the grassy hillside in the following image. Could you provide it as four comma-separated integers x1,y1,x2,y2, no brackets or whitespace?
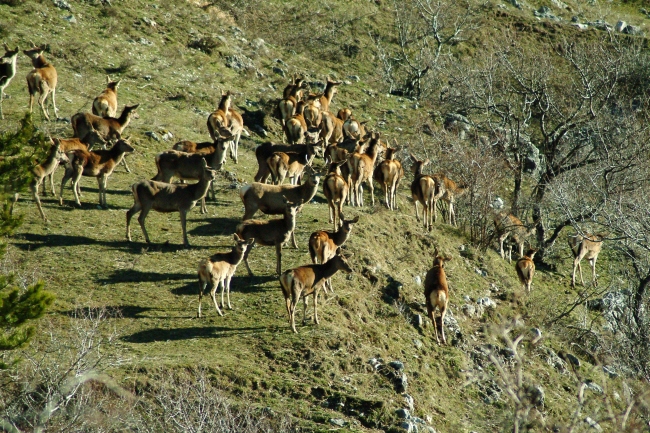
1,0,649,432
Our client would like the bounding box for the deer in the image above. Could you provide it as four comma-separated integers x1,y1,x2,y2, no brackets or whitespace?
173,140,218,154
319,111,345,145
309,214,359,293
568,233,603,288
92,76,120,118
323,160,349,228
240,167,321,248
432,173,467,226
373,144,403,211
285,101,320,144
278,76,306,141
71,104,139,172
197,234,254,318
343,116,367,140
126,158,217,247
59,138,135,208
266,141,319,185
316,76,342,114
31,140,69,221
424,248,451,345
410,154,436,231
0,43,19,120
235,199,302,276
207,90,247,164
254,141,315,183
303,94,322,129
516,248,537,293
23,44,58,121
280,247,353,333
348,132,384,207
153,131,232,213
493,211,536,262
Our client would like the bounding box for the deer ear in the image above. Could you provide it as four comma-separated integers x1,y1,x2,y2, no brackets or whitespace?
335,247,342,255
424,159,430,166
234,233,241,241
352,215,359,223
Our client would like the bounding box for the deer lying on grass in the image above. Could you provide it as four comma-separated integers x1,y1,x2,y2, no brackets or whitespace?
424,249,451,345
254,141,314,183
432,173,466,226
568,233,603,288
267,141,319,185
236,199,302,276
23,44,58,121
197,234,254,317
410,154,436,231
153,131,232,213
31,141,69,221
309,214,358,293
278,76,306,141
59,138,134,208
280,247,352,333
0,44,19,120
348,132,384,207
323,160,349,228
126,158,217,247
207,90,247,164
516,248,537,293
493,211,536,262
92,76,120,118
374,145,403,211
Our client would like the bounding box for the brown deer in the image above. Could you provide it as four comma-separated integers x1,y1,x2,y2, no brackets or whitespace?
23,44,58,121
493,211,536,262
0,43,19,120
516,248,537,293
374,145,403,210
568,233,603,288
308,214,359,293
323,160,349,228
279,247,353,333
319,111,345,145
253,141,314,183
59,139,134,208
316,76,342,113
286,101,320,144
197,234,254,317
92,76,120,118
424,249,451,345
236,199,302,276
126,158,217,247
410,154,436,231
432,173,467,226
348,132,384,207
278,76,306,141
31,141,69,221
266,141,319,185
207,91,247,163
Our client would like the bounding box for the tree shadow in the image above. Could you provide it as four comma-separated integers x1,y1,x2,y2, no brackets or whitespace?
121,325,269,343
188,216,241,237
96,269,195,285
171,274,277,296
12,232,142,253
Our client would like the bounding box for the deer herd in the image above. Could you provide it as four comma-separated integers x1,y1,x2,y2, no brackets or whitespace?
4,43,605,341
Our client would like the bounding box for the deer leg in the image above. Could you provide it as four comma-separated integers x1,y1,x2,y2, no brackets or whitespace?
200,197,207,214
121,156,131,173
197,280,205,318
71,170,83,207
590,257,598,287
211,280,224,316
38,87,51,121
180,211,190,247
0,88,4,120
225,275,233,309
243,241,255,276
276,242,283,276
439,302,447,345
97,174,105,206
126,202,141,241
290,288,299,333
414,200,421,222
368,180,375,206
291,230,298,249
313,290,320,325
51,87,59,119
137,206,152,243
427,305,440,345
32,179,47,221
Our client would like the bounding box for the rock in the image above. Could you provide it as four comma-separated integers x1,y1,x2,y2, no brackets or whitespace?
543,347,568,373
603,365,618,378
64,15,76,23
443,311,463,344
404,394,415,411
413,339,423,349
272,66,285,77
588,20,613,31
400,421,416,432
529,328,542,343
412,314,424,329
463,295,472,302
225,54,255,71
559,351,580,368
491,196,505,209
475,268,488,277
161,131,173,141
534,6,559,20
550,0,567,8
585,381,603,394
414,275,422,286
251,38,265,50
396,408,411,419
53,0,72,11
477,297,496,309
461,304,477,318
368,358,382,370
329,418,346,427
444,113,472,139
145,131,161,141
139,37,153,46
395,372,408,393
615,20,627,32
507,0,522,9
142,17,157,27
389,361,404,371
347,75,360,82
584,416,603,432
274,58,288,67
623,25,642,35
524,384,545,407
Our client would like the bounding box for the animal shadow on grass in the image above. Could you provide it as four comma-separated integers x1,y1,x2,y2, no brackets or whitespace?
121,325,268,343
172,274,277,296
12,232,143,253
188,216,240,237
96,269,194,285
59,305,154,319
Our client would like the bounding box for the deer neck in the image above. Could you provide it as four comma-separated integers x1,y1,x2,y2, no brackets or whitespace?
283,210,298,233
323,83,336,104
316,257,344,282
331,226,351,247
32,54,49,69
218,95,231,113
298,177,319,202
230,246,247,266
2,55,17,78
41,145,61,174
117,108,134,129
190,172,213,201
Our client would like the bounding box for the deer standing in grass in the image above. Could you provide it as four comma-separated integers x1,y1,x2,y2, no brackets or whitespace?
309,214,358,293
23,44,58,121
31,141,69,221
516,248,537,293
348,132,383,207
266,141,319,185
207,90,247,163
410,154,436,231
59,138,134,208
323,160,349,229
235,199,302,276
197,234,254,318
374,144,403,211
424,249,451,345
280,247,353,333
0,44,19,120
92,76,120,118
432,173,466,226
278,76,306,141
569,233,603,288
126,158,217,247
493,211,536,262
